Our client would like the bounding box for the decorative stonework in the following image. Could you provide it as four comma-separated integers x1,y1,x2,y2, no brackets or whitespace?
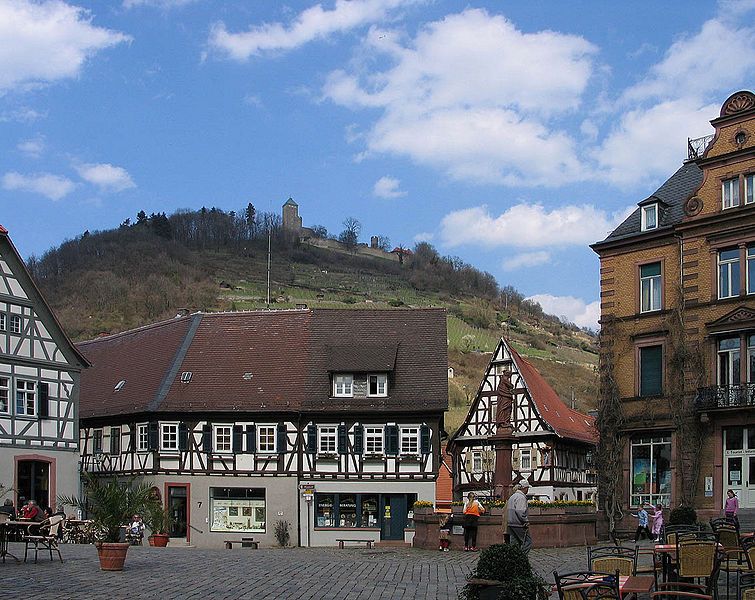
684,195,703,216
708,306,755,330
721,91,755,116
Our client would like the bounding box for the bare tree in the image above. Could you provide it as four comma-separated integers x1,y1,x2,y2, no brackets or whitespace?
339,217,362,250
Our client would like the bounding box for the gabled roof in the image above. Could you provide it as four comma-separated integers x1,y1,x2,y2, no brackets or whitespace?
77,308,448,419
507,344,596,444
0,225,89,368
283,197,298,206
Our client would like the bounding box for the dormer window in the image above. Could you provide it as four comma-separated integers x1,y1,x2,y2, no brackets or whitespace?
641,204,658,231
333,374,353,397
332,373,389,397
369,374,387,396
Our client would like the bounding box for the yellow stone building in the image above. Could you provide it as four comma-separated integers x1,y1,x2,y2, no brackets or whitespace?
592,91,755,520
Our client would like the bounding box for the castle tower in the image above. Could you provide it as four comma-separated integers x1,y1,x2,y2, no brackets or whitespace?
282,197,302,231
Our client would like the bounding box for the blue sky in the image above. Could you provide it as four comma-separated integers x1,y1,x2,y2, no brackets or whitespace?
1,0,754,328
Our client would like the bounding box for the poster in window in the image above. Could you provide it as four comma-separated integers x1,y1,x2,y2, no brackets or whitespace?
210,499,265,532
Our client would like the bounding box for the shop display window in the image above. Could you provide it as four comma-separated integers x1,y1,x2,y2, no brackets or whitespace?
630,435,671,507
316,494,335,528
360,495,378,528
338,495,357,527
210,487,265,533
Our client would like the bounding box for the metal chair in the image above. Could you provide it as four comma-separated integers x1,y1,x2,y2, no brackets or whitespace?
710,517,738,533
674,538,720,596
553,570,620,600
587,545,638,576
737,572,755,600
23,515,64,563
742,536,755,568
649,592,712,599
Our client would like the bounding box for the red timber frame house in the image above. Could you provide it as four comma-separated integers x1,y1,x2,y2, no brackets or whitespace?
449,338,597,502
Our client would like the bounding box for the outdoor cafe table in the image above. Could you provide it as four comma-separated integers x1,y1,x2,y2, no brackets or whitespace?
0,520,36,563
554,575,655,597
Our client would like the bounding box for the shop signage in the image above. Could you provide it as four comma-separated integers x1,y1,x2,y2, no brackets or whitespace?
704,476,713,497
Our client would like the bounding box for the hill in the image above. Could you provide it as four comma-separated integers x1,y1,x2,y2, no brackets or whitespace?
27,207,598,434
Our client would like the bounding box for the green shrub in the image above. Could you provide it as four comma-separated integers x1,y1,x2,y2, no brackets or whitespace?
274,520,291,547
342,296,357,304
388,298,404,307
669,506,697,525
459,544,548,600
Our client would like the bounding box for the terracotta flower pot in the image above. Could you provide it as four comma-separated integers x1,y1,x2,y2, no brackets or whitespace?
97,542,130,571
148,535,156,547
151,533,170,547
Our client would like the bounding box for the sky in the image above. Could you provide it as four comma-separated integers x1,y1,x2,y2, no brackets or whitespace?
1,0,755,329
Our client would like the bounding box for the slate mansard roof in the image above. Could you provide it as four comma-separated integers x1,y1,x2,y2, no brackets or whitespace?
77,308,448,419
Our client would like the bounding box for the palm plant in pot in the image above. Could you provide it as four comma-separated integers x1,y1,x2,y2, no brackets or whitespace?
59,472,157,571
145,501,173,547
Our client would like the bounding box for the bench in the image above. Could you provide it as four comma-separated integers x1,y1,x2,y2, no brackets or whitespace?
336,539,374,549
224,538,258,549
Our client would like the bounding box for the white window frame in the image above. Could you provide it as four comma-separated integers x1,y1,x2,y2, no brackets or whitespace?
472,451,483,473
136,423,149,452
214,425,233,454
368,374,388,397
333,374,353,397
0,377,8,413
15,379,35,416
318,425,337,454
723,177,740,209
719,249,741,299
639,263,662,313
9,314,21,334
400,426,419,455
641,204,658,231
257,425,276,453
746,174,755,205
365,426,383,454
160,422,179,451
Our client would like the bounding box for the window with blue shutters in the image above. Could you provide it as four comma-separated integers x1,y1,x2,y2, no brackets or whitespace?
148,422,159,451
420,424,431,454
202,424,212,453
338,424,348,454
306,424,317,454
353,424,364,454
385,425,399,455
178,423,188,451
245,424,256,453
37,382,49,418
233,425,243,453
277,423,287,454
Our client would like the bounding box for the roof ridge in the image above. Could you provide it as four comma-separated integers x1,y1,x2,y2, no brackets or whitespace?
77,314,194,345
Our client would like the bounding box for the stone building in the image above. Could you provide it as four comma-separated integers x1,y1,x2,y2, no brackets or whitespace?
591,91,755,520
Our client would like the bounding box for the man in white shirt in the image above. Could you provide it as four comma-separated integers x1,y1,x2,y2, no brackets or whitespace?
505,479,532,554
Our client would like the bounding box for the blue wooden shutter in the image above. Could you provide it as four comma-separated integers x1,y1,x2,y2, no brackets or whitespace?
420,424,431,455
639,345,663,396
37,382,49,418
306,424,317,454
245,425,256,453
338,424,348,454
202,424,212,453
277,423,287,454
233,425,243,453
178,422,189,451
385,425,399,455
353,424,364,454
148,422,159,451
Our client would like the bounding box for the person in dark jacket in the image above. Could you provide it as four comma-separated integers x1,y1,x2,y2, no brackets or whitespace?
0,498,16,520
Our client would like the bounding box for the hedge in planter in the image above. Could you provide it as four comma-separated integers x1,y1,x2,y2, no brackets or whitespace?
459,543,548,600
668,506,697,525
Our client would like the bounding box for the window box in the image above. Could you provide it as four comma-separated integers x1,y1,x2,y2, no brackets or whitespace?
317,452,338,460
363,452,383,460
399,453,420,461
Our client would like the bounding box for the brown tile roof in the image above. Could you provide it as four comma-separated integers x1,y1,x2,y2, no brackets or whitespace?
325,344,398,373
77,308,448,419
509,345,597,444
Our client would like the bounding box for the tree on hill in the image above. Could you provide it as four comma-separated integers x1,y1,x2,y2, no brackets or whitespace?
338,217,361,250
310,225,327,239
375,235,391,251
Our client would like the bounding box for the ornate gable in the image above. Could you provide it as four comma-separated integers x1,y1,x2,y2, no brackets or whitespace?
707,305,755,333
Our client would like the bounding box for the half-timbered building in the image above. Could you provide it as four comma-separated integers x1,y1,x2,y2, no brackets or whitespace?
77,308,447,548
0,225,89,509
450,338,597,501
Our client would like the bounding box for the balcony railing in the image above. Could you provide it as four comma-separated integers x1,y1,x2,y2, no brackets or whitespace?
696,384,755,410
688,134,714,160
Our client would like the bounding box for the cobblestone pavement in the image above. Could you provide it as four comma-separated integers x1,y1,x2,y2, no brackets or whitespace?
0,542,592,600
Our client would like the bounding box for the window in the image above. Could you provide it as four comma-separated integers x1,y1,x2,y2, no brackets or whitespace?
15,379,35,416
723,177,740,209
638,345,662,397
0,313,5,331
472,451,483,473
161,423,178,451
368,374,387,396
748,247,755,295
93,429,103,454
520,448,531,470
110,427,121,455
719,248,741,299
749,336,755,384
209,487,265,533
0,377,8,413
137,424,149,452
10,315,21,334
365,427,383,454
318,426,337,454
718,337,741,387
333,375,353,397
315,493,412,528
214,425,232,453
641,204,658,231
746,174,755,205
360,494,378,528
640,262,662,312
338,495,357,527
631,435,671,507
257,425,276,453
400,426,419,454
316,494,335,527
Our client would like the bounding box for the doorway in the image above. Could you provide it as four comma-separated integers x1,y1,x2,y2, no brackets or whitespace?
724,427,755,508
380,495,407,540
167,485,188,538
17,460,50,508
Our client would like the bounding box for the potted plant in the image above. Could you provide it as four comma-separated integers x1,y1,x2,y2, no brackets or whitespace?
451,501,465,514
460,543,548,600
412,500,434,515
145,501,173,547
59,472,157,571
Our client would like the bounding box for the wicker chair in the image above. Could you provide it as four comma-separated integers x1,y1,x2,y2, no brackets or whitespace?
710,517,738,533
674,539,719,595
554,571,621,600
23,515,64,563
666,525,703,545
738,572,755,600
587,545,638,576
715,525,746,598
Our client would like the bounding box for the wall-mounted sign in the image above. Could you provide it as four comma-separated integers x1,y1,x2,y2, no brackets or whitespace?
704,476,713,497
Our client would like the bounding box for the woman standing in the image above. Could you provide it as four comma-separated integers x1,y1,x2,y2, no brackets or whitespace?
463,492,485,551
725,489,739,528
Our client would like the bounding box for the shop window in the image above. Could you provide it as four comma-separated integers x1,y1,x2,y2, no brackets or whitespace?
161,423,178,451
209,487,265,533
719,248,741,299
316,494,335,527
0,377,8,413
361,495,378,527
641,204,658,231
315,493,388,529
638,345,663,397
15,379,36,416
718,337,741,387
723,177,740,209
639,262,662,312
333,375,353,397
630,434,671,507
338,495,357,527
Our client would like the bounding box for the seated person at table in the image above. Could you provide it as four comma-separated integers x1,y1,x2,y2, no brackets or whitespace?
0,498,16,520
22,500,44,522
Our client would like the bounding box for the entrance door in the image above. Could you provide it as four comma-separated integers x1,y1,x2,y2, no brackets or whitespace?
167,486,188,538
381,495,407,540
17,460,49,508
724,427,755,508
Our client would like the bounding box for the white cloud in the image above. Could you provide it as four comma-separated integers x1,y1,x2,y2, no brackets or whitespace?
502,251,550,271
527,294,600,330
123,0,196,8
440,203,627,248
324,8,597,186
2,171,75,200
243,93,263,108
17,135,45,158
75,163,135,192
0,107,47,123
208,0,412,60
413,231,433,243
0,0,131,93
373,175,406,198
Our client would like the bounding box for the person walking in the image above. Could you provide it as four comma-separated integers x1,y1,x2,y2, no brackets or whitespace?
725,489,740,529
632,503,651,541
506,480,532,555
463,492,485,551
649,503,664,542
